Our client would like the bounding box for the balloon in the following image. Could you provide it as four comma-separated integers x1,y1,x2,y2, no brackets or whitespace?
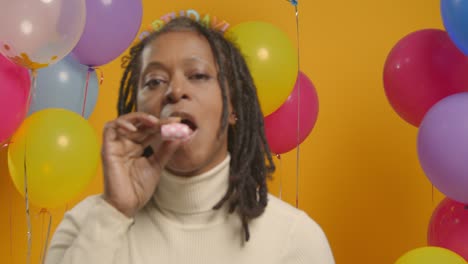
418,92,468,203
229,21,298,116
71,0,143,66
0,54,30,143
29,56,99,119
8,109,99,208
395,247,465,264
0,0,86,70
264,72,318,154
383,29,468,127
428,198,468,260
441,0,468,55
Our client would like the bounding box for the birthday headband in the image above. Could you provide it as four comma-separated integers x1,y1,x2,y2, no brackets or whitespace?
139,9,230,40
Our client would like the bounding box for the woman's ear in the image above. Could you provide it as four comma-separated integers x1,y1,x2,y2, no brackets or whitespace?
228,100,237,125
229,111,238,125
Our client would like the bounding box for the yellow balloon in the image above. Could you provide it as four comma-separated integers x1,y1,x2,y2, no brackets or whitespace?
228,21,298,116
7,109,99,208
395,247,466,264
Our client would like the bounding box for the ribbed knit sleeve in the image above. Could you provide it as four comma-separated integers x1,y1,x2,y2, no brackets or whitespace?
45,195,134,264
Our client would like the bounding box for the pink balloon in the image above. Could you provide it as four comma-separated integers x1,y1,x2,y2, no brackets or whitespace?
264,72,318,154
428,198,468,261
383,29,468,127
0,54,30,143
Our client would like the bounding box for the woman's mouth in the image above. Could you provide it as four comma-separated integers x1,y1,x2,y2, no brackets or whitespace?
180,118,198,132
168,112,198,142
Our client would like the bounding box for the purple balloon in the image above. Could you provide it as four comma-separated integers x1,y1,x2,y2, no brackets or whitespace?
71,0,143,67
418,92,468,203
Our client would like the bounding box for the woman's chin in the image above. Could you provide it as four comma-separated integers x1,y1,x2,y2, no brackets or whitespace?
165,158,201,177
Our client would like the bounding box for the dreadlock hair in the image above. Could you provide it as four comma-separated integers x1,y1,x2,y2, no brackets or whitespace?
118,17,275,242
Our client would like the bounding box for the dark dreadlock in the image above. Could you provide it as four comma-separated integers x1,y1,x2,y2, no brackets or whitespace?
117,17,275,242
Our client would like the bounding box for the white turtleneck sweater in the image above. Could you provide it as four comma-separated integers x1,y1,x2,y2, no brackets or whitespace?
45,155,335,264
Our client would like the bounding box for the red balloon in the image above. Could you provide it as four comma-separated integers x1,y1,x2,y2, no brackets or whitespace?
264,72,318,154
383,29,468,127
0,54,30,143
428,198,468,260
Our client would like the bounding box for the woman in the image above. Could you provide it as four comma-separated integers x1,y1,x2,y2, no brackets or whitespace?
45,17,335,264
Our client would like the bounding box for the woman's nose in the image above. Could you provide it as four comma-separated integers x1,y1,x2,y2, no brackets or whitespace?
164,76,189,104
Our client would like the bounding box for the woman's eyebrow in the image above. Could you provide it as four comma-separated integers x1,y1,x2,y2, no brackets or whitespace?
183,56,212,65
141,61,168,77
182,56,216,71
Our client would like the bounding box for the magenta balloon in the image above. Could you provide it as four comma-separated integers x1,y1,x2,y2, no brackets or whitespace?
71,0,143,66
418,92,468,203
383,29,468,127
428,198,468,261
0,54,30,142
264,72,319,154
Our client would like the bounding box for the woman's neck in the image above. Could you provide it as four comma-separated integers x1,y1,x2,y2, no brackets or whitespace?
150,154,231,226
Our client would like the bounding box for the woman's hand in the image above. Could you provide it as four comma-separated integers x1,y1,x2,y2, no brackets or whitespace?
101,112,181,217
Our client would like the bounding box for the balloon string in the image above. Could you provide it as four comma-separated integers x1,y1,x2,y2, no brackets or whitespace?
40,210,44,261
92,67,104,85
276,154,283,199
82,68,92,117
15,69,37,264
293,4,301,209
39,209,52,264
23,137,32,264
27,70,38,113
9,179,13,259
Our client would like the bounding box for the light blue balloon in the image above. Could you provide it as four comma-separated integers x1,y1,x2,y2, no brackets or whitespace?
441,0,468,55
29,56,99,119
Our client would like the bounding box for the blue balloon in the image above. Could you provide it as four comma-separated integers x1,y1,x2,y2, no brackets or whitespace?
29,56,99,119
441,0,468,55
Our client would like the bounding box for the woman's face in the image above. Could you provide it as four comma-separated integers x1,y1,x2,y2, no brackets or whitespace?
137,30,234,176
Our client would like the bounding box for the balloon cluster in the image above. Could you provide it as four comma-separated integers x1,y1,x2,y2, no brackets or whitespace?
385,1,468,262
229,16,318,155
0,0,143,209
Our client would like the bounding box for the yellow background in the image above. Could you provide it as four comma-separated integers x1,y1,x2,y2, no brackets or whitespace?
0,0,446,263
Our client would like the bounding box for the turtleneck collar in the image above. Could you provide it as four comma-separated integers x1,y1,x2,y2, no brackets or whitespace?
152,154,230,221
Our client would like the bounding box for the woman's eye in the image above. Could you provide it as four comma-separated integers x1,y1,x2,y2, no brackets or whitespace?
189,73,210,81
144,79,166,89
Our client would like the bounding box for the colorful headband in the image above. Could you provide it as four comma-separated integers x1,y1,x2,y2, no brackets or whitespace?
139,9,230,40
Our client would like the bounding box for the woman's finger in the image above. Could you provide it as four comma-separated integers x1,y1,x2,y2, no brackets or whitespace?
115,121,159,144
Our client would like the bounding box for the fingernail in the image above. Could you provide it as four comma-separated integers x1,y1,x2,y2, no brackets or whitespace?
148,115,159,123
171,117,182,122
125,122,138,131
